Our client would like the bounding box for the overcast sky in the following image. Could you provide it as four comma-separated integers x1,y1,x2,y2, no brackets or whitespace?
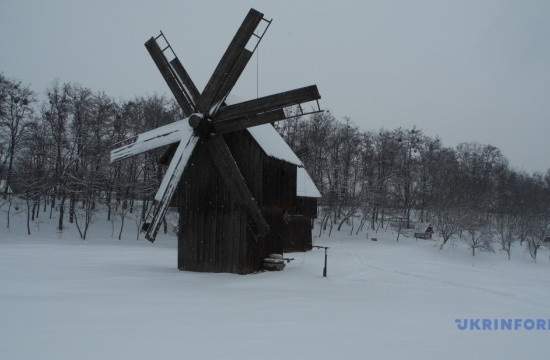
1,0,548,172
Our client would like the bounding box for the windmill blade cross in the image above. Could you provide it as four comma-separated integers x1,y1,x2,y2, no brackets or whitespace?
145,36,195,116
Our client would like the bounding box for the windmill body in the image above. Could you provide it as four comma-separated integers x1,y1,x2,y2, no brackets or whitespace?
172,123,320,273
111,8,322,274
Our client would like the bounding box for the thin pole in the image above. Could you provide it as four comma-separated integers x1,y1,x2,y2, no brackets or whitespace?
323,248,327,277
313,245,329,277
256,43,259,98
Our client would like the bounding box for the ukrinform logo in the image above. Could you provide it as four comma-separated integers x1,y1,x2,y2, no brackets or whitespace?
455,318,550,331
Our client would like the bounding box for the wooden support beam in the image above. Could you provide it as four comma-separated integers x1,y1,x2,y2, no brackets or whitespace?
215,85,320,122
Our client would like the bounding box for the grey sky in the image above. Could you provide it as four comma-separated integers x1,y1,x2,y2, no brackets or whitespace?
1,0,548,172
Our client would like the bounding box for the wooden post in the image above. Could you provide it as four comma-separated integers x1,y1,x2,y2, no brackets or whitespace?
313,245,329,277
323,248,327,277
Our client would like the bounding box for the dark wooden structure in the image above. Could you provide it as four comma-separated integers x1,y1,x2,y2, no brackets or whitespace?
282,197,318,252
173,130,308,273
110,8,322,274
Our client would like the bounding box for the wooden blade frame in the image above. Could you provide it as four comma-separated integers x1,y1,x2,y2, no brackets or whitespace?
169,57,201,105
149,32,204,169
209,49,253,116
145,36,195,117
110,120,190,162
213,109,286,134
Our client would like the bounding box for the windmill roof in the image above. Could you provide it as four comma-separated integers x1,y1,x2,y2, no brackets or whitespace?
296,167,322,198
246,124,321,198
246,124,302,166
225,94,321,198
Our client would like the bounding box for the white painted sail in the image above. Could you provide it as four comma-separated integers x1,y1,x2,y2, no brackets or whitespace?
145,133,199,241
110,119,192,162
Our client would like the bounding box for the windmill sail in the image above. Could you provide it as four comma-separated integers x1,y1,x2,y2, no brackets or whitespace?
197,9,264,114
145,36,196,116
213,109,285,134
110,120,191,162
169,57,200,105
144,133,199,242
215,85,320,122
209,49,253,112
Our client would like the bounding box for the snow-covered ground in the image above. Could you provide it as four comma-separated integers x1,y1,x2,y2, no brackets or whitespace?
1,207,549,359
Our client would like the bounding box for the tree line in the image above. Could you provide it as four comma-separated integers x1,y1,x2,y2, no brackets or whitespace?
1,74,549,259
0,75,180,239
275,110,550,260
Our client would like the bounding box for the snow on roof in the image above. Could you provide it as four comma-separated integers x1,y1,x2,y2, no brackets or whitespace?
296,167,322,198
227,95,302,165
247,124,303,166
246,124,321,198
227,95,321,198
248,125,321,198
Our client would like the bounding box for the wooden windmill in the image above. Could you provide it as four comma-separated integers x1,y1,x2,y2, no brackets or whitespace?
111,8,322,273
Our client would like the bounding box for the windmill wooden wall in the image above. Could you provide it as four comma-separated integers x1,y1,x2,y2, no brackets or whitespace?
172,130,300,274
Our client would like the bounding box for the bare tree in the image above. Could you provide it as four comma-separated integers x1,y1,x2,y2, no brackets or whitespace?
461,213,493,256
0,77,34,197
43,82,74,230
495,214,516,260
527,215,547,262
435,208,463,250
